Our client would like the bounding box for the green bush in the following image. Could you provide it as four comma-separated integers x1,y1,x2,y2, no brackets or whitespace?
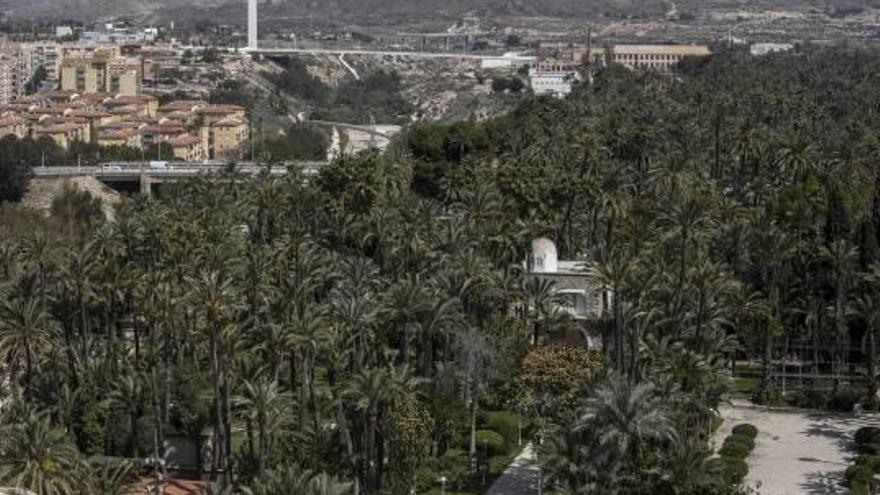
474,430,507,456
720,456,749,485
731,423,759,440
724,433,755,452
855,454,880,472
484,411,526,452
719,440,751,459
415,467,438,493
855,427,880,455
845,464,875,487
828,388,863,412
848,482,871,495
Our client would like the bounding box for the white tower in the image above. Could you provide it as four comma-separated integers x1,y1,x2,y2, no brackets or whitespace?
248,0,258,50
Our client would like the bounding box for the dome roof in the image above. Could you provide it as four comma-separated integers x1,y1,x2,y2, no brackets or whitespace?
531,237,557,273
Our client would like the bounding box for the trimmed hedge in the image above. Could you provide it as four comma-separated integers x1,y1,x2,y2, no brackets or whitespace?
725,433,756,452
719,440,751,459
474,430,507,456
731,423,759,440
720,456,749,485
714,424,758,487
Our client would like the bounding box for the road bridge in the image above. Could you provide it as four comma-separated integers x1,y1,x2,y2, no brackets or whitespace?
244,47,536,67
33,161,327,195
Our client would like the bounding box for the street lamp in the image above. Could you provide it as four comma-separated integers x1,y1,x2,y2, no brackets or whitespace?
437,476,447,495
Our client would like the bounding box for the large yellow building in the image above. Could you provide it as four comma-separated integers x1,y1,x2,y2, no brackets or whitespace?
60,50,142,95
201,117,248,160
0,115,27,138
167,134,205,162
33,123,83,149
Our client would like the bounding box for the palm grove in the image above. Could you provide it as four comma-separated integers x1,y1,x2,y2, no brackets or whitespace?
1,44,879,494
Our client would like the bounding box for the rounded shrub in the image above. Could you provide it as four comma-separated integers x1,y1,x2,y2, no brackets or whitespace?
719,440,751,459
855,427,880,455
721,457,749,485
724,433,755,452
474,430,507,456
731,423,759,440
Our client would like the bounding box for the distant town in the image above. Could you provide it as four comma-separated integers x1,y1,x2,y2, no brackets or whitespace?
0,3,806,172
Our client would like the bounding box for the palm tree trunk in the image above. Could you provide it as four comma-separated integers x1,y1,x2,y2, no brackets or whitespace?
868,326,877,408
209,328,224,481
469,394,477,472
130,410,140,457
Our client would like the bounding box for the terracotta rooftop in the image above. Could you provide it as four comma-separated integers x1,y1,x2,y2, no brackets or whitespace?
196,104,245,115
101,121,144,130
167,134,201,147
142,124,186,134
0,116,27,127
101,128,139,140
34,123,81,134
66,109,112,119
159,100,207,112
212,117,245,127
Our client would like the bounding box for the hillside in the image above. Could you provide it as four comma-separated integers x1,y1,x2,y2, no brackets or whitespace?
1,0,666,23
4,0,861,24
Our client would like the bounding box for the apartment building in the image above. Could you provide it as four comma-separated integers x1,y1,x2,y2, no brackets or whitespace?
201,116,248,160
60,49,142,95
0,46,29,104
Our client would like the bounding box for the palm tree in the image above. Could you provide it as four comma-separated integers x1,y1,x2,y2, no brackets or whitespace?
242,464,352,495
589,252,636,372
107,371,145,458
574,375,676,477
233,377,291,474
344,366,419,492
854,265,880,408
188,270,240,484
87,461,135,495
522,277,564,345
820,240,858,378
0,408,85,495
0,298,53,398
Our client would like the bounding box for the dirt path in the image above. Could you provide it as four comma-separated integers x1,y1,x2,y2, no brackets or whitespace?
718,400,878,495
486,443,540,495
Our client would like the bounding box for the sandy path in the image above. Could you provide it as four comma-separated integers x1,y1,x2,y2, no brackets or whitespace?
718,400,878,495
486,444,540,495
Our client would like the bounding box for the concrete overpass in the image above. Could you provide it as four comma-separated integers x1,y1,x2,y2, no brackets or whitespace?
33,161,327,195
244,47,536,68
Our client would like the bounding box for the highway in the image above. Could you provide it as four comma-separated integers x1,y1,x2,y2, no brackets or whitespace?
33,161,327,179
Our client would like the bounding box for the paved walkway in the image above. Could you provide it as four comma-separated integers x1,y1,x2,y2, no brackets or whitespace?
718,400,879,495
486,443,540,495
